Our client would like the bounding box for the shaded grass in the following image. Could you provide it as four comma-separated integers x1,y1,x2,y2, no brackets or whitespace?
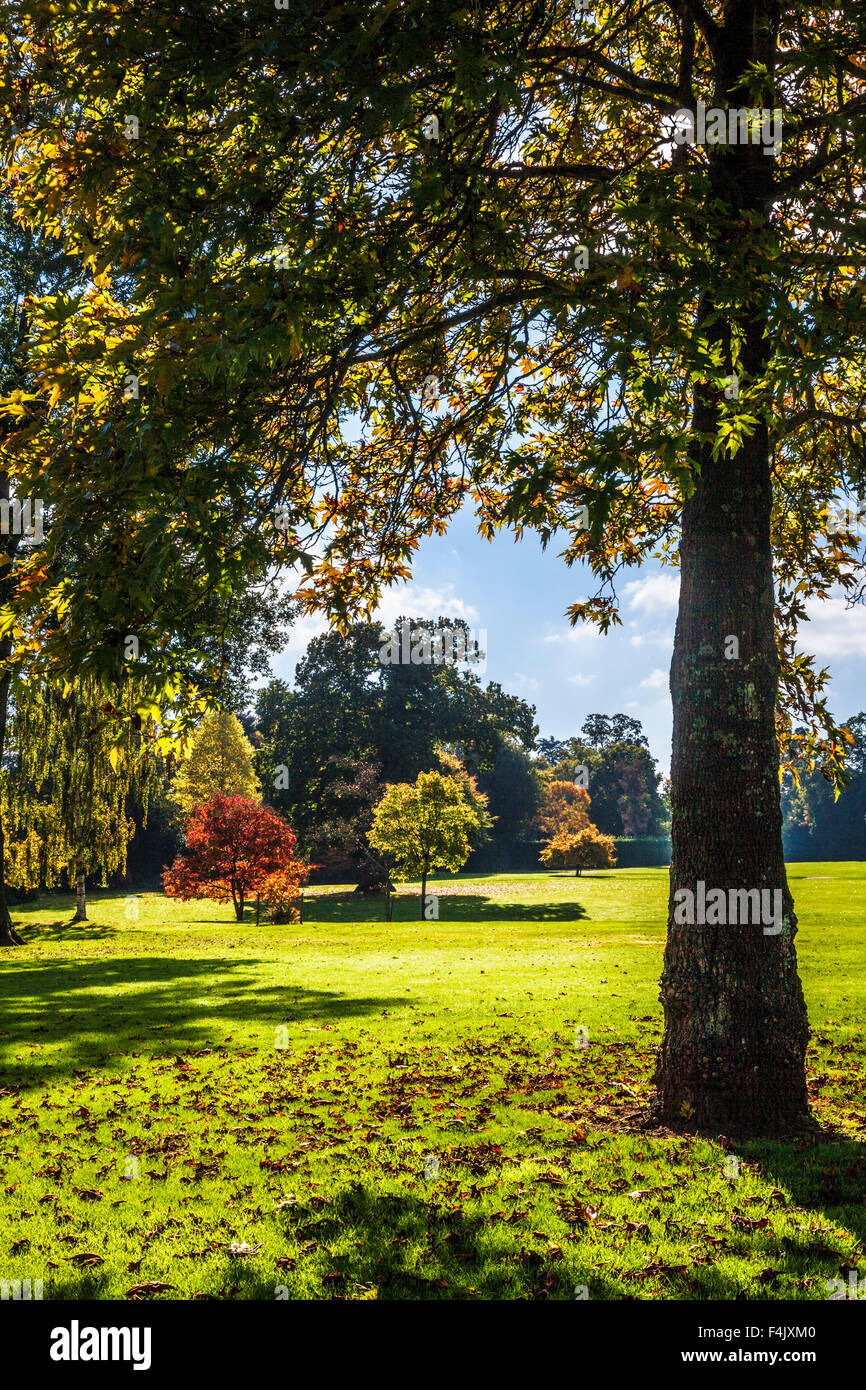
0,865,864,1300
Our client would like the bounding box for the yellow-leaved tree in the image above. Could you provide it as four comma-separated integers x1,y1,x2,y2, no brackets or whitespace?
170,710,260,819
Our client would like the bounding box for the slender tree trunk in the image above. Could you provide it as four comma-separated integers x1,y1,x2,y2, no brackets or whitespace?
0,669,22,946
653,1,810,1135
235,891,244,922
420,870,427,920
72,865,88,922
0,557,22,945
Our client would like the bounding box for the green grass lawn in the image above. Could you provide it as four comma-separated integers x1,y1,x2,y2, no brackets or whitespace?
1,864,864,1301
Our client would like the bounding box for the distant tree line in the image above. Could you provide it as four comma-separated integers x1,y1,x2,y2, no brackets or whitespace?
14,605,862,899
781,714,866,861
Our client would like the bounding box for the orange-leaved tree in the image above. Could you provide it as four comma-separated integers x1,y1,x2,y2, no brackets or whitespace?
258,864,309,925
540,827,617,876
162,793,305,923
537,780,593,840
537,780,615,873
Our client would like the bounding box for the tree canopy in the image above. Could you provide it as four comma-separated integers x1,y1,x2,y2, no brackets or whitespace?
5,1,862,775
170,708,261,819
163,792,302,922
255,618,536,847
368,769,486,916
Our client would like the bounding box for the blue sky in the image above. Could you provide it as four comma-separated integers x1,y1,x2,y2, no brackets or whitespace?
270,505,866,777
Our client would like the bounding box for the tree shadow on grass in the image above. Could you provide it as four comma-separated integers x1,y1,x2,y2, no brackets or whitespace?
0,956,412,1086
432,897,590,924
15,920,120,941
304,892,590,925
193,1185,629,1301
734,1131,866,1264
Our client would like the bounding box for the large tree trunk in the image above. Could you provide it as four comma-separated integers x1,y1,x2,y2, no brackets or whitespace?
653,2,810,1135
654,399,809,1133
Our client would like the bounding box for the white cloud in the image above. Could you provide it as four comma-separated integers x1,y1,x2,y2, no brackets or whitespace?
568,672,596,687
507,672,540,694
629,624,673,649
801,596,866,658
272,582,482,676
375,583,480,628
640,667,668,690
623,573,680,613
543,623,603,645
286,610,331,650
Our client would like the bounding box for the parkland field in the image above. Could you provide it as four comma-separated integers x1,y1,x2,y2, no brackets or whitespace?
1,864,863,1300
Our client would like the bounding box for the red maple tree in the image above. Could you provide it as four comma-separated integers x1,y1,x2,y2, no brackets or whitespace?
162,793,306,922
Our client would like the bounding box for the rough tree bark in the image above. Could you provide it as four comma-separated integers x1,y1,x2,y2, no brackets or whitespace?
653,1,810,1133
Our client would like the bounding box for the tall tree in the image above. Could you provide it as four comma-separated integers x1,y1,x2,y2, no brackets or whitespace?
782,712,866,860
7,2,866,1129
4,674,161,921
255,618,536,847
475,741,544,861
0,189,80,943
170,708,261,819
539,720,668,838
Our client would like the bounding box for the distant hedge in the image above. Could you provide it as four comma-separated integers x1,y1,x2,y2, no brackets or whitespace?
610,836,672,868
466,836,672,873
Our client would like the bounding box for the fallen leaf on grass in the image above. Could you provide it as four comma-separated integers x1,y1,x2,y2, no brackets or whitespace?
555,1200,599,1227
127,1282,176,1299
731,1214,770,1232
70,1253,104,1268
535,1169,566,1187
